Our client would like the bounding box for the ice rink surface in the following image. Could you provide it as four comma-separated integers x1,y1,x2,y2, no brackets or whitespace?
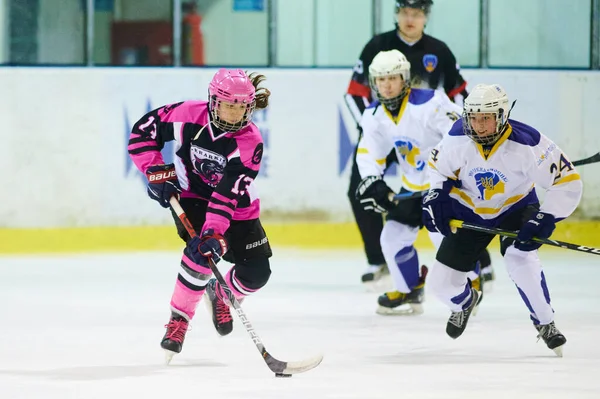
1,247,599,399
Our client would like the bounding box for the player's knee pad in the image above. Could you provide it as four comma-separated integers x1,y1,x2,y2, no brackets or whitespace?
428,261,469,297
503,245,541,275
233,257,272,290
380,220,419,253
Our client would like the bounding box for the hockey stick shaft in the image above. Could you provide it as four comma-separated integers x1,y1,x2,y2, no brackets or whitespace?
168,197,322,374
449,219,600,256
572,152,600,167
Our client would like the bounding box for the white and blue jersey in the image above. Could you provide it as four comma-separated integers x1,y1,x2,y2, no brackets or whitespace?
356,88,462,192
428,119,583,226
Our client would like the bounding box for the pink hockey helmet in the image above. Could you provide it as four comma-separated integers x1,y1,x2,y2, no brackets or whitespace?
208,69,256,132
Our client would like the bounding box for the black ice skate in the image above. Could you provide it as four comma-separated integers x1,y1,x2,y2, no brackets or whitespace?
361,263,389,282
446,288,480,339
482,266,495,284
376,266,428,315
536,321,566,357
470,273,484,316
161,311,190,364
204,278,234,336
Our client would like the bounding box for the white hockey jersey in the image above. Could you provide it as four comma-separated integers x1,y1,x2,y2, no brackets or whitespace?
356,89,462,192
428,119,582,225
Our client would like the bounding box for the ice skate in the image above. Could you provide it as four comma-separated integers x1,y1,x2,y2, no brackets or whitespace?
361,263,388,282
470,273,484,316
446,288,480,339
204,278,234,336
361,263,392,292
161,312,190,364
376,265,427,315
536,321,566,357
482,265,495,292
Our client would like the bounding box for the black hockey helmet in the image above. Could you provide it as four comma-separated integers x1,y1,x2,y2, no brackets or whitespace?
395,0,433,14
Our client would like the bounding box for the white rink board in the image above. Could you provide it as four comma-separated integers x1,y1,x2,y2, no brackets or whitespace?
1,68,599,227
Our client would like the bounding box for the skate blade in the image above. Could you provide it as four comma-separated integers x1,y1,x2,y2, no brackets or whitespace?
376,303,423,316
473,290,483,317
552,345,564,357
472,303,481,317
164,350,177,365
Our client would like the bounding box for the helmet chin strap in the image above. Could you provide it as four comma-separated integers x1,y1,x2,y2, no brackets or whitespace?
497,99,517,135
506,100,517,120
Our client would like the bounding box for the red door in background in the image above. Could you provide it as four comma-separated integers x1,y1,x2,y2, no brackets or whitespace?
182,9,204,65
111,21,173,65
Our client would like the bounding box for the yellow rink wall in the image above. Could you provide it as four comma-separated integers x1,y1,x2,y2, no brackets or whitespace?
1,220,599,255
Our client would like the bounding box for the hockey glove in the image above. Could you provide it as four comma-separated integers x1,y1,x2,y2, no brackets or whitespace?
146,164,181,208
422,189,453,236
355,176,395,213
515,212,556,252
187,229,229,266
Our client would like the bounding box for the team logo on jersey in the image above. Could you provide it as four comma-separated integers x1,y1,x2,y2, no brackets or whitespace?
537,143,556,166
395,140,425,171
423,54,438,73
252,143,263,165
190,145,226,187
469,168,508,200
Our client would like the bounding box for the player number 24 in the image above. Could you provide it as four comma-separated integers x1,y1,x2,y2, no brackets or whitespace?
549,153,574,181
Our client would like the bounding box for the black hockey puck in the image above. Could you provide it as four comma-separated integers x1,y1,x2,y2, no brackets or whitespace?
275,373,292,378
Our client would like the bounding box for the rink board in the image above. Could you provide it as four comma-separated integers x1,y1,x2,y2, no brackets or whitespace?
1,220,599,254
1,68,600,232
2,68,600,254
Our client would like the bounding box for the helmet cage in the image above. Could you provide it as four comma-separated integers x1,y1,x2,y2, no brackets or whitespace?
369,74,409,111
462,108,508,146
209,95,256,132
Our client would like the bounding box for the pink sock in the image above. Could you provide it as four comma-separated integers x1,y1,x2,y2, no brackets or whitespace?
215,267,259,303
170,252,212,319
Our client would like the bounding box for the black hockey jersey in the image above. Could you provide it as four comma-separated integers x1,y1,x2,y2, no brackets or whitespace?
345,30,468,124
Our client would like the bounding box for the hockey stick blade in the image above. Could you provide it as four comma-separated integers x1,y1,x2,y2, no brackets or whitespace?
265,352,324,374
169,196,323,375
212,256,323,375
573,152,600,167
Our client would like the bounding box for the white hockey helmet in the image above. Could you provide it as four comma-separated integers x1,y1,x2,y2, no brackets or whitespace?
462,84,511,145
368,50,411,110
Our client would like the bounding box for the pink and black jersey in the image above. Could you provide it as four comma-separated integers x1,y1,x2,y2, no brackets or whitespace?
128,100,264,235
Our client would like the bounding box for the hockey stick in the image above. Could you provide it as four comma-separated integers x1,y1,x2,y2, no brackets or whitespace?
449,219,600,256
169,197,323,376
391,153,600,202
572,151,600,167
390,191,424,201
